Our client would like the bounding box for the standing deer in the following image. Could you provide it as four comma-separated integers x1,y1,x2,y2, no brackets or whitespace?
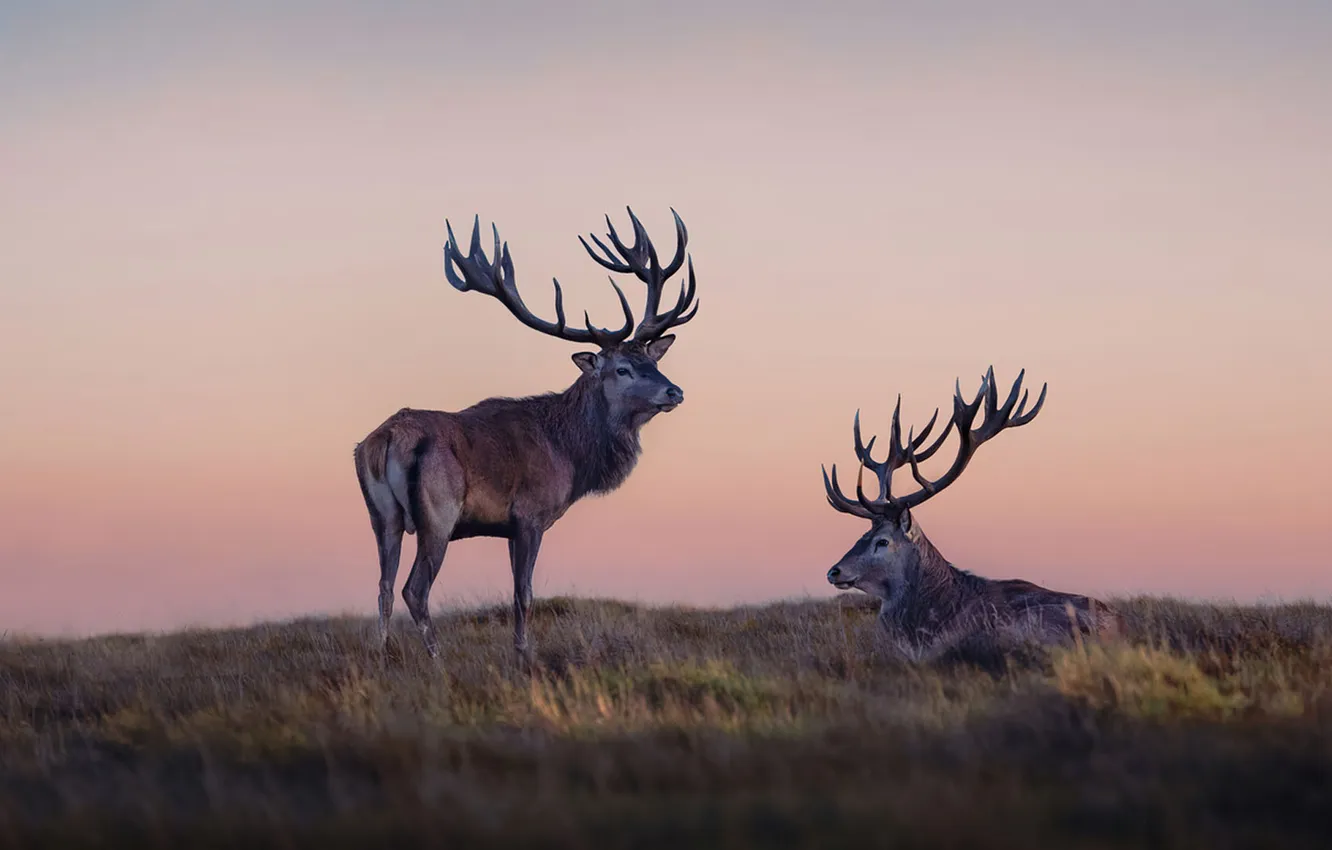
822,368,1121,651
355,208,698,661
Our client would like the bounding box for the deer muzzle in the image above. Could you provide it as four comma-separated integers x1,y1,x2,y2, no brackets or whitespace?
656,384,684,412
826,566,856,590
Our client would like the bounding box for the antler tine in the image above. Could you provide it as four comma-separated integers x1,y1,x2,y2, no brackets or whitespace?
855,460,883,514
896,406,955,467
888,396,904,462
635,254,699,340
469,214,484,256
580,208,654,279
550,277,566,329
663,278,700,330
851,409,873,463
867,395,908,499
829,410,886,514
444,216,499,295
983,365,999,420
904,427,937,497
911,407,940,447
579,231,633,274
663,208,689,278
853,409,896,502
577,275,635,348
911,412,956,463
444,215,633,347
1010,382,1048,427
610,210,646,266
894,368,1049,511
443,218,468,291
824,464,876,520
628,208,661,298
979,368,1027,438
578,208,698,343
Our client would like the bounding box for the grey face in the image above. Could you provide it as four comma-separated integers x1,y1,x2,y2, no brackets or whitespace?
826,510,920,603
572,335,683,427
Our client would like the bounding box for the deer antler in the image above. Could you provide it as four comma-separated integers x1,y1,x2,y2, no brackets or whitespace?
823,368,1047,518
579,207,699,343
822,401,954,519
444,216,635,348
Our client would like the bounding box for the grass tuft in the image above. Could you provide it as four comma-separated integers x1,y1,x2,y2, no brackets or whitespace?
1053,642,1247,720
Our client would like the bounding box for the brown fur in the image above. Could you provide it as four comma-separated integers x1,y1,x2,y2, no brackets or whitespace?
358,426,391,482
896,532,1121,646
829,507,1122,654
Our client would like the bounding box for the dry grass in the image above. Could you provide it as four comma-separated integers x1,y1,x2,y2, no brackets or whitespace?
2,595,1331,848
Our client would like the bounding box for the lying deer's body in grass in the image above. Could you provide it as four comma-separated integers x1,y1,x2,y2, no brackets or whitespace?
355,209,698,661
823,369,1121,651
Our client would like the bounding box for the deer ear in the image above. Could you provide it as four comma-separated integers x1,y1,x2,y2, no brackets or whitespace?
899,510,913,534
645,334,676,362
571,352,601,374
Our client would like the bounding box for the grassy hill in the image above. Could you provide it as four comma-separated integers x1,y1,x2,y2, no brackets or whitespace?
2,596,1330,848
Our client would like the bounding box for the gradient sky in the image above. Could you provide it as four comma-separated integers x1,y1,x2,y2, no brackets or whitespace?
3,1,1330,636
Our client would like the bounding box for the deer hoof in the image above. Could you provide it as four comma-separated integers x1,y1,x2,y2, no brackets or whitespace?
515,644,535,672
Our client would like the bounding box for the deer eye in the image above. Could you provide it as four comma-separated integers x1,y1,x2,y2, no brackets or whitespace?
616,367,632,377
874,539,889,549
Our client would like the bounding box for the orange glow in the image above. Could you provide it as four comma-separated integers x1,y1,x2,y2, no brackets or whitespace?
3,4,1331,634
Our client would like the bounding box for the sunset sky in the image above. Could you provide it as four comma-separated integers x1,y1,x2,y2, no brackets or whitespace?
3,1,1330,636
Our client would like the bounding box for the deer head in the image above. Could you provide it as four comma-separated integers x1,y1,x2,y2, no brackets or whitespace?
822,368,1047,603
443,208,697,428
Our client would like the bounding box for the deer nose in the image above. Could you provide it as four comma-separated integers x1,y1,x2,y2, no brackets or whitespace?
665,385,683,403
827,567,841,581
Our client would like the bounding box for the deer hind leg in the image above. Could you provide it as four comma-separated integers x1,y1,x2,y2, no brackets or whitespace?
400,443,463,659
356,447,405,650
372,517,404,650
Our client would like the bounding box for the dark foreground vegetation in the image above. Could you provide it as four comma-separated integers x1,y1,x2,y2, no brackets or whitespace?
2,596,1331,848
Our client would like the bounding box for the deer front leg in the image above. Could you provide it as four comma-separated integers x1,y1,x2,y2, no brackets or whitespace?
509,525,544,667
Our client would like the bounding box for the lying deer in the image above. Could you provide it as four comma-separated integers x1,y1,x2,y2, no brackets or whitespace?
823,368,1121,652
355,209,698,661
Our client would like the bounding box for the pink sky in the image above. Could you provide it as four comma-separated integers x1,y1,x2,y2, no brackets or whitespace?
2,3,1331,635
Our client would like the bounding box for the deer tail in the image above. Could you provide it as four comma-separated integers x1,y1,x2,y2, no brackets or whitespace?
355,428,392,485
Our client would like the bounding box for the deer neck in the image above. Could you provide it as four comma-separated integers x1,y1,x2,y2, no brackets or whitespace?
887,525,977,639
549,376,643,500
911,528,958,589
